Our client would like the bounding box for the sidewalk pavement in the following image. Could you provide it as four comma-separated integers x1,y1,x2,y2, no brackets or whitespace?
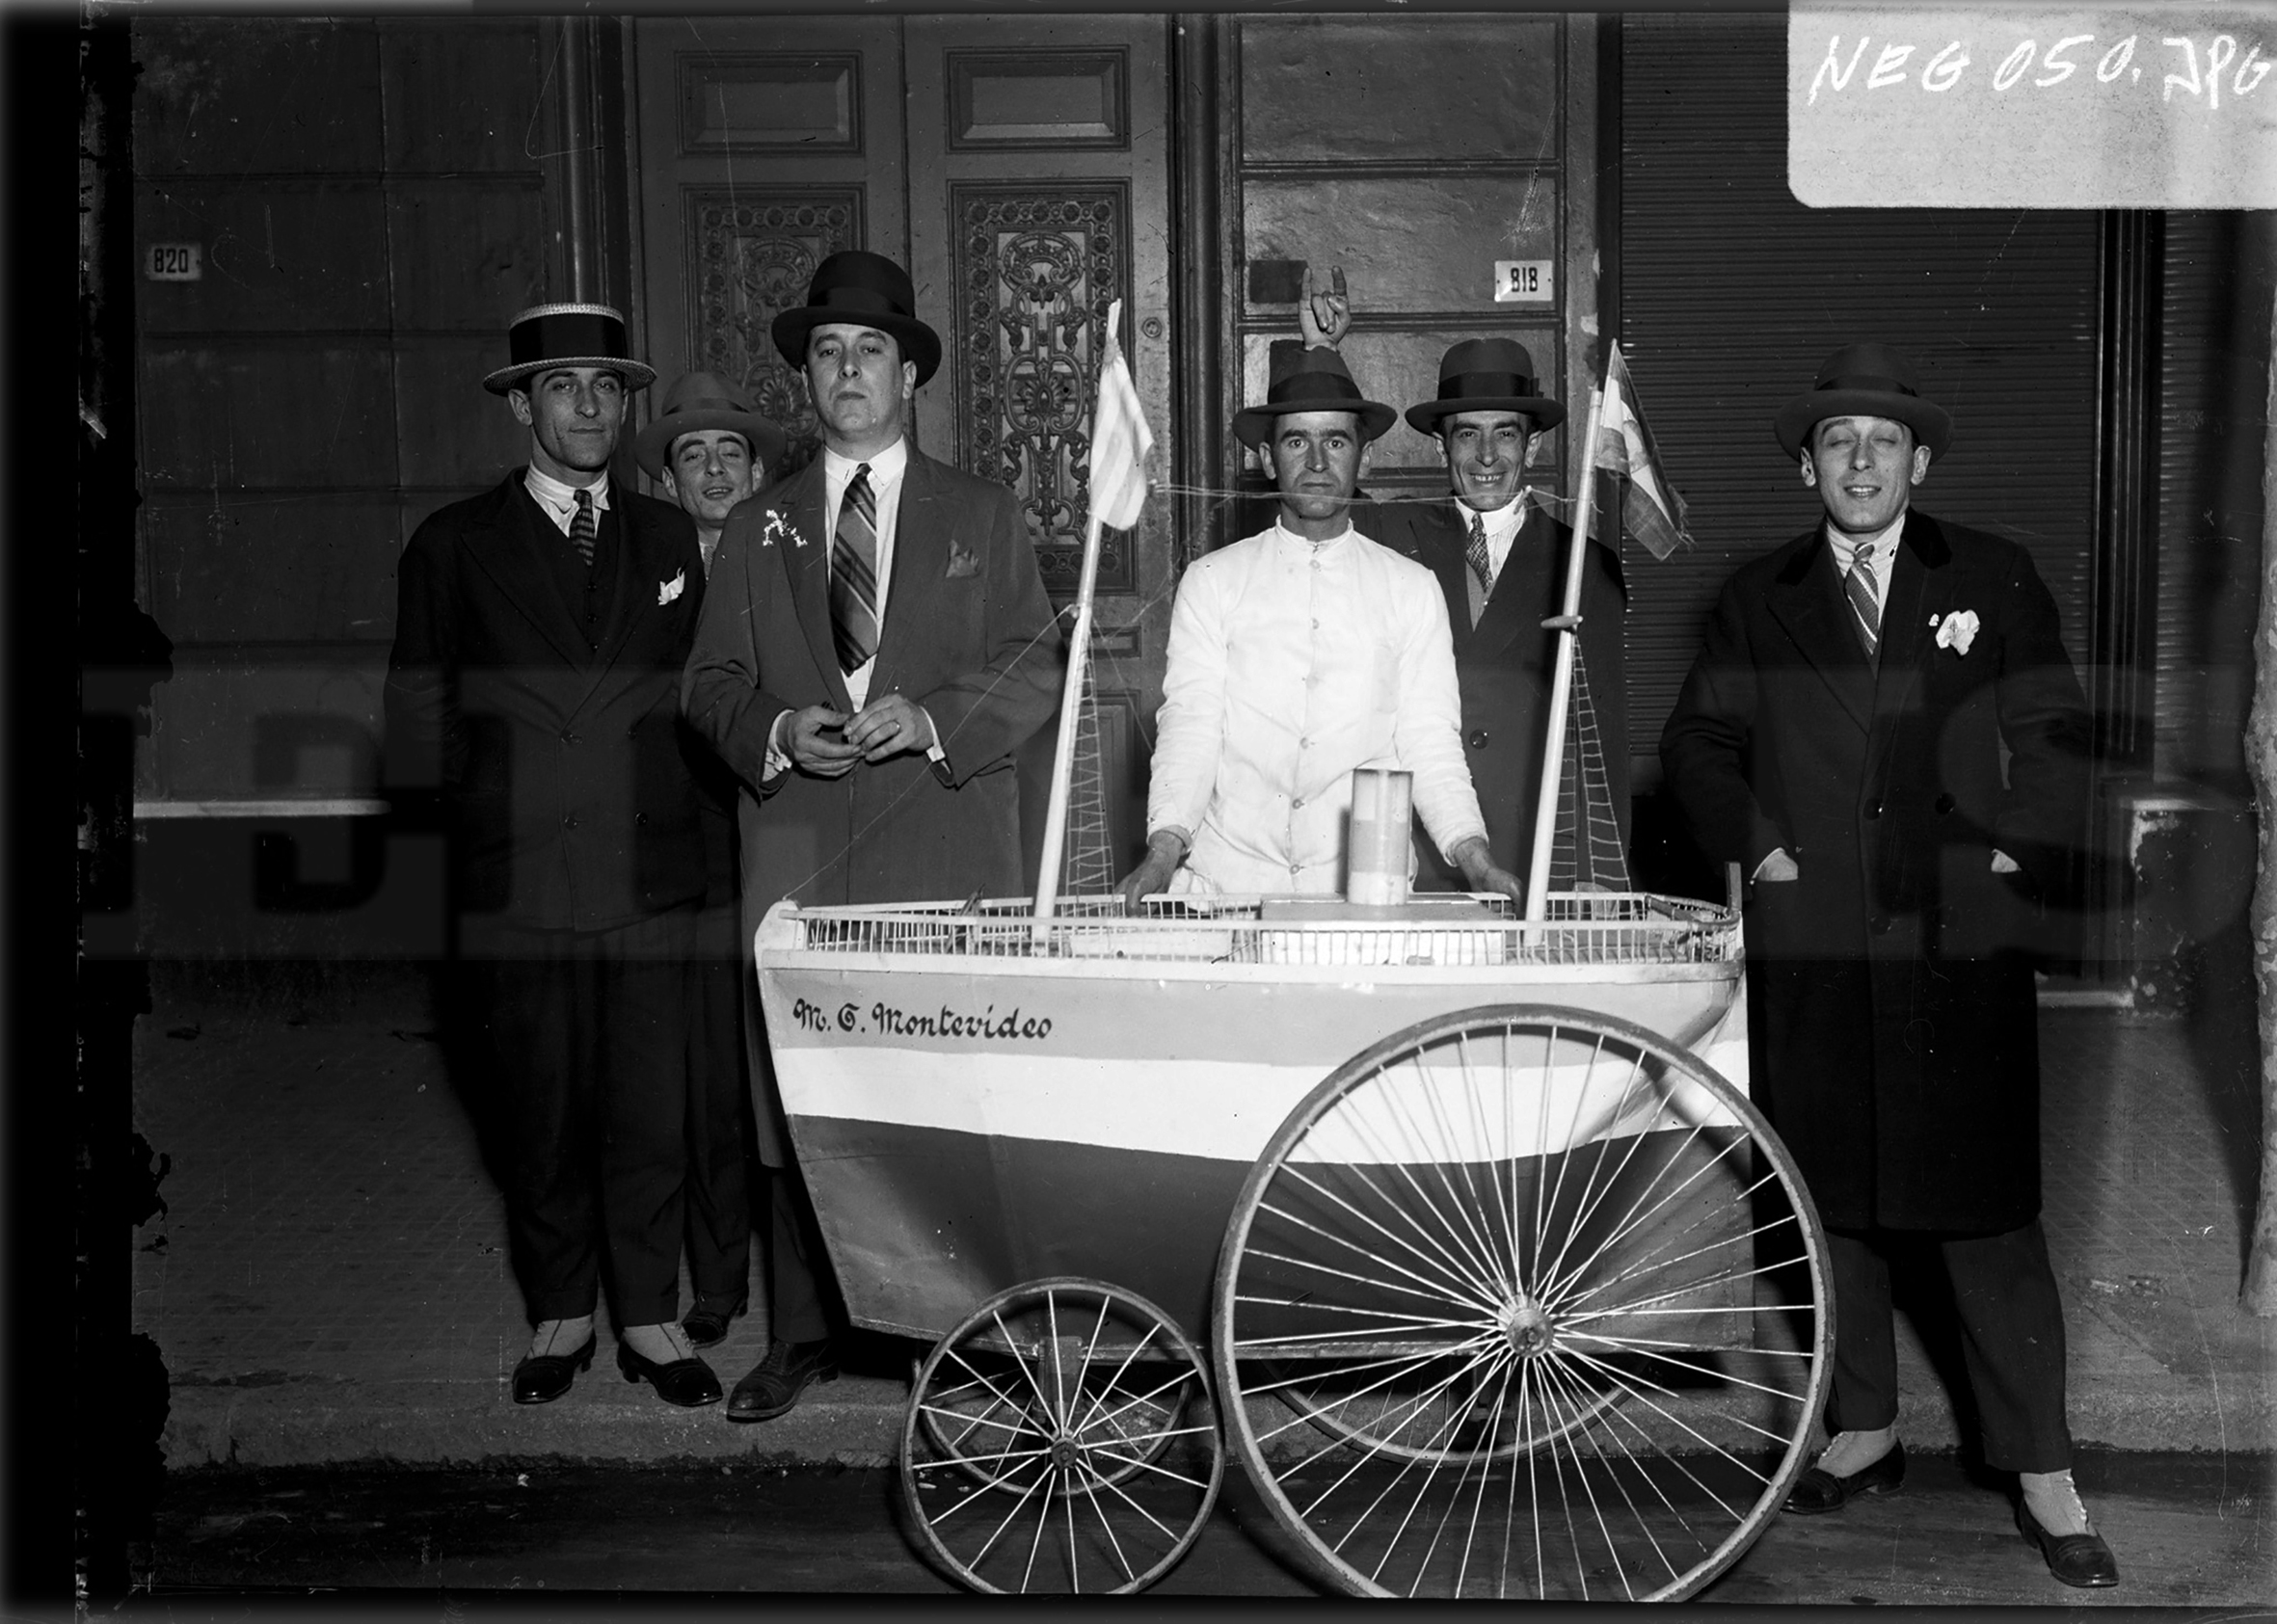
133,978,2274,1471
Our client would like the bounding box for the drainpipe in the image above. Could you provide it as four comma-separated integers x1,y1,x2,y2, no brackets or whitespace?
561,17,596,303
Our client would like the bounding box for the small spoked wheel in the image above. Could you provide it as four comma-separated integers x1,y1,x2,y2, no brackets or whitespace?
1215,1005,1832,1601
901,1276,1224,1594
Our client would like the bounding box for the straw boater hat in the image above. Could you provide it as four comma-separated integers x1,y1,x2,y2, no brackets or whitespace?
770,251,943,387
482,303,657,395
1774,342,1953,460
1230,344,1398,448
1404,337,1567,434
632,370,789,479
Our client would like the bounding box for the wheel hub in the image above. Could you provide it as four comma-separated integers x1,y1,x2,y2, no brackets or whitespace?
1500,1293,1557,1356
1049,1436,1082,1471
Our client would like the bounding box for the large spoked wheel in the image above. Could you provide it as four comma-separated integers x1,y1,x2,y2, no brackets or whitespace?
1214,1004,1831,1602
902,1276,1225,1594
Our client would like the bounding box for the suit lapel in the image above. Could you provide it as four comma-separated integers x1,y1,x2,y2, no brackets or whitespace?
779,463,852,712
1408,503,1473,648
574,501,665,713
1766,529,1875,734
871,453,949,700
1864,511,1954,780
1470,504,1564,661
465,477,591,668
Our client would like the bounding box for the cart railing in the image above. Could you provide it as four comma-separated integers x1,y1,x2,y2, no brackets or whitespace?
776,891,1740,969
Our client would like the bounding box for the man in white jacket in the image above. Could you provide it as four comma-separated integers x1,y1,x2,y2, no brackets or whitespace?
1118,345,1524,904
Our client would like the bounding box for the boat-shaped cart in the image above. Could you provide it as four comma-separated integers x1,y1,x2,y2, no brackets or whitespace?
754,889,1832,1599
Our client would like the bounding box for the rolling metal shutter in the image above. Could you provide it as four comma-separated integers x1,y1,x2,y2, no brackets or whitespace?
1619,13,2102,785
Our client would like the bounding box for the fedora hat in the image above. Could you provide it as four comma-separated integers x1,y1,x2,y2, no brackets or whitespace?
482,303,656,395
1775,342,1953,460
1231,343,1398,448
1404,337,1567,434
770,250,942,386
632,370,789,479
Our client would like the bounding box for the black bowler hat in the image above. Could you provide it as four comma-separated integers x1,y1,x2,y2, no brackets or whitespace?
770,251,943,386
1775,342,1953,460
482,303,656,395
1404,337,1567,434
1231,344,1398,448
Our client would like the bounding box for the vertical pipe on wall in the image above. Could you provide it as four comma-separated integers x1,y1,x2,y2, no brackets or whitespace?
561,17,596,303
1169,15,1220,571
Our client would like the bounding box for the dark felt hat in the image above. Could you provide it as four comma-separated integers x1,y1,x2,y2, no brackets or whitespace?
1775,342,1953,460
1403,337,1567,433
769,251,942,387
632,370,789,479
482,303,656,395
1231,344,1398,448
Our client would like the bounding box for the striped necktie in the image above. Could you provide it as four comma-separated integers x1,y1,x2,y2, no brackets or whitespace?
569,488,597,568
1463,512,1494,627
831,464,880,674
1844,540,1881,662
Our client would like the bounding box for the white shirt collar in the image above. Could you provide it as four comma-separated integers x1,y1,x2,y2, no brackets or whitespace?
1824,509,1907,571
1453,491,1530,545
521,462,610,512
1272,518,1358,552
822,437,909,487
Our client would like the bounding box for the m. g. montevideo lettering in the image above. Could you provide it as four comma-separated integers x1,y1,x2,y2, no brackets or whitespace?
788,995,1052,1041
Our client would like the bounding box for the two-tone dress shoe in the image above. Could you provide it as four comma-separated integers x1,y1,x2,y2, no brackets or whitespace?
726,1338,839,1423
682,1296,748,1351
1784,1439,1907,1514
2018,1502,2121,1587
617,1342,723,1407
511,1336,596,1405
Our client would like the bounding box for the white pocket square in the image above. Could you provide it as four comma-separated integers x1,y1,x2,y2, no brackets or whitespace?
657,570,686,606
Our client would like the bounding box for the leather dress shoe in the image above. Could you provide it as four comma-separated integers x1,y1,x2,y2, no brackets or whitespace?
727,1338,840,1423
512,1335,596,1405
682,1296,748,1351
2018,1502,2121,1587
1784,1439,1907,1514
616,1342,723,1407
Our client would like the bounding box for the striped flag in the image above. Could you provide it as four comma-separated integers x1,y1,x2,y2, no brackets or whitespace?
1085,302,1153,531
1595,342,1693,560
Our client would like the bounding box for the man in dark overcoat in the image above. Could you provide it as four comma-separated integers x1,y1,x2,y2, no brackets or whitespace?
384,305,724,1409
1356,338,1630,889
632,370,790,1354
1659,344,2116,1586
682,251,1064,1421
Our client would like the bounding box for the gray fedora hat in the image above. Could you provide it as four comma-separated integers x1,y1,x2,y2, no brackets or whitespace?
1775,342,1953,460
633,370,789,479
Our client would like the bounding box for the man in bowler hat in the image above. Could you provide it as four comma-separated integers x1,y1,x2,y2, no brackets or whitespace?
632,372,789,1354
1659,344,2116,1586
384,304,724,1409
683,250,1065,1421
1360,336,1630,891
1117,342,1522,904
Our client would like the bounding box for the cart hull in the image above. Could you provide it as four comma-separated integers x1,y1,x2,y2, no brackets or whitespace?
758,906,1748,1340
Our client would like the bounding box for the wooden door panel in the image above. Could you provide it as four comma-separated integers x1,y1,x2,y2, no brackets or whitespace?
633,17,906,476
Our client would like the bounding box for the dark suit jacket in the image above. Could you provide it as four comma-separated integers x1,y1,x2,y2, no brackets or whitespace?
385,472,710,933
1357,497,1628,887
682,447,1064,1160
1659,510,2092,1232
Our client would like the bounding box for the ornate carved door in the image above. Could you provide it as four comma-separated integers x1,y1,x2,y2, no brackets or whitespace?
631,14,1173,879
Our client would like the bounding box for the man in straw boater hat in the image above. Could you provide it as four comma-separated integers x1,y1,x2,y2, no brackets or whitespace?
683,250,1063,1422
1660,345,2114,1586
1116,340,1523,905
1356,331,1631,892
384,304,728,1409
631,373,787,1356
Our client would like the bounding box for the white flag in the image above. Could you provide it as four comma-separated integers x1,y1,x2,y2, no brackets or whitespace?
1086,300,1152,532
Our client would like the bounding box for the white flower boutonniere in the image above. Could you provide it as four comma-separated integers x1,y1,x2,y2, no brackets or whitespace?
1931,609,1980,656
759,510,809,550
657,570,685,606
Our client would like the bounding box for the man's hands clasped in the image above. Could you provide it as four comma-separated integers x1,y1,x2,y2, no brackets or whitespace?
785,695,939,778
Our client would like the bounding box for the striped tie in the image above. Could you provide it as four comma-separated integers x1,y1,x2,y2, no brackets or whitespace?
1464,512,1494,627
830,464,880,674
1844,540,1881,662
569,488,596,568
